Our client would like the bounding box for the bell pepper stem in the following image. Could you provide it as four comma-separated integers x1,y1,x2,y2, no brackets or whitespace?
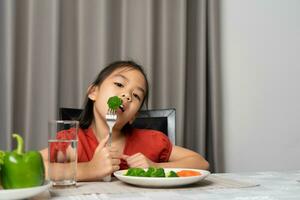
12,134,24,155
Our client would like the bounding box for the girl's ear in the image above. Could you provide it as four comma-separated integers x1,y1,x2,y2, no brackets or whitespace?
87,85,98,101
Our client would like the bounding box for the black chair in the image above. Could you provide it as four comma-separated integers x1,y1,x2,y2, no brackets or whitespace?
59,108,176,144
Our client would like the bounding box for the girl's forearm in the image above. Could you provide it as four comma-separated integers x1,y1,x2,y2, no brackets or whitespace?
155,155,209,170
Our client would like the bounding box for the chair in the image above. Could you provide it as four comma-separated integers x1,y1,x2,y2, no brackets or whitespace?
59,108,176,144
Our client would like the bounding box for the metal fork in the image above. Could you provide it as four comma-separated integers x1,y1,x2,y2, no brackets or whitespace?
102,108,117,182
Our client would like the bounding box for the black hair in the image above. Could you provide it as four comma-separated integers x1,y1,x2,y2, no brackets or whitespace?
79,60,149,130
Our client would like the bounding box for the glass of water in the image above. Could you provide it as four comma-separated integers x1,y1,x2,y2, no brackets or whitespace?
48,120,79,187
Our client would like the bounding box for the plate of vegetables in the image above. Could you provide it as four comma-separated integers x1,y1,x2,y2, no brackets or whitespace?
114,167,210,187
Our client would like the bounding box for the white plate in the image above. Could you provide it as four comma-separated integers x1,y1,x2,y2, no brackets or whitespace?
114,168,210,187
0,181,51,200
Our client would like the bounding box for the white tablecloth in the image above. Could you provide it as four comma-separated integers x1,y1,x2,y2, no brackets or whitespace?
34,170,300,200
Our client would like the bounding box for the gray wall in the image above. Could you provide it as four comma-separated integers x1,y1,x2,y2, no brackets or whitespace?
220,0,300,172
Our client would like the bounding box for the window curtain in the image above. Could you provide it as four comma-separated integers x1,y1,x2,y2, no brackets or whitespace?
0,0,223,172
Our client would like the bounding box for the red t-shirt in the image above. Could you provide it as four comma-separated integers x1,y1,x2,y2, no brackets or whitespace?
50,127,173,169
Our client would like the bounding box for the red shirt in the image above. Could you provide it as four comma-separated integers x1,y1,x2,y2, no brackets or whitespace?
50,127,173,169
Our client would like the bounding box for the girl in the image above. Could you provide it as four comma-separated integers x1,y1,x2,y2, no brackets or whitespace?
41,61,209,181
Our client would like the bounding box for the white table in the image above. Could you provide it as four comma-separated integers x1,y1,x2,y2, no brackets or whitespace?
36,170,300,200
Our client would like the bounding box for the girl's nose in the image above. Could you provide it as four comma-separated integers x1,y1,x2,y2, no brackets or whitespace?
121,93,132,102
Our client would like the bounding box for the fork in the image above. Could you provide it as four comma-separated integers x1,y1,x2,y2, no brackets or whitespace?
102,108,117,182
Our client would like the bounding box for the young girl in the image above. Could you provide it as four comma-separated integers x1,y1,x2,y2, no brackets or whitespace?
41,60,209,181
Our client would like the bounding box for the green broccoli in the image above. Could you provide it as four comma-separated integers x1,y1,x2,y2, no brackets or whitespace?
145,167,155,177
125,168,134,176
107,96,123,110
125,167,179,178
135,169,146,177
167,170,178,177
151,168,165,177
125,168,146,177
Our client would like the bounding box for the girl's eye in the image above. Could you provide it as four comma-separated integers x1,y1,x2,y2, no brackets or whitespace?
133,93,141,101
114,82,124,87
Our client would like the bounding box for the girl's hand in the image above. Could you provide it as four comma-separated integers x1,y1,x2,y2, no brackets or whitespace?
122,153,157,168
89,135,121,179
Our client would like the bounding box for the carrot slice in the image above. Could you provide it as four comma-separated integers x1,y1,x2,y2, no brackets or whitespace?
176,170,201,177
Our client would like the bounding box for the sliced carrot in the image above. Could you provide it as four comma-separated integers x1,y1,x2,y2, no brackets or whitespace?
176,170,201,177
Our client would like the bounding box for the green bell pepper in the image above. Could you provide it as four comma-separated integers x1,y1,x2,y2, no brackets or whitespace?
0,134,45,189
0,150,4,186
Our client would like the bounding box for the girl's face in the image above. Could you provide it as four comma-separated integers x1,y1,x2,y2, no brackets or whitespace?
88,67,147,129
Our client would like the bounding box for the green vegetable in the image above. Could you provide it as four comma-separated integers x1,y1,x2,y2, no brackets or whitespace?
107,96,123,110
125,168,146,176
0,151,4,165
167,170,178,177
152,168,165,177
125,167,176,178
0,150,5,185
0,134,45,189
145,167,155,177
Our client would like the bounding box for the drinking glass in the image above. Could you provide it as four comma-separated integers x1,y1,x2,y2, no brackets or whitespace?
48,120,79,187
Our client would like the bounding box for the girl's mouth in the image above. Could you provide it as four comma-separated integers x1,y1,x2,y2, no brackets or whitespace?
119,105,125,112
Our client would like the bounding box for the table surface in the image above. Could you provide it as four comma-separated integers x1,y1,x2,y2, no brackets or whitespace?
39,170,300,200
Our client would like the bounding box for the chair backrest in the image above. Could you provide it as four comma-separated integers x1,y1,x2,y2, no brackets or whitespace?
59,108,176,144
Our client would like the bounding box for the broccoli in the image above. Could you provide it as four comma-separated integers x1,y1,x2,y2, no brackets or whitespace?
151,168,165,177
107,96,123,110
145,167,155,177
125,167,178,178
143,167,165,177
167,170,178,177
125,168,146,177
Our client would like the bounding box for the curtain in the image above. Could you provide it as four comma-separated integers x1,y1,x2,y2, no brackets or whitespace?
0,0,223,172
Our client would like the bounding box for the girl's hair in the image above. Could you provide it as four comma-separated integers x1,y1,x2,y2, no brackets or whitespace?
79,60,149,129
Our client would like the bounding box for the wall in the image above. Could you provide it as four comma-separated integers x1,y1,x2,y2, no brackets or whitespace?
220,0,300,172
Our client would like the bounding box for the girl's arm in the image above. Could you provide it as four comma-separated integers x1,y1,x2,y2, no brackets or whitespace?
124,146,209,170
156,145,209,170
